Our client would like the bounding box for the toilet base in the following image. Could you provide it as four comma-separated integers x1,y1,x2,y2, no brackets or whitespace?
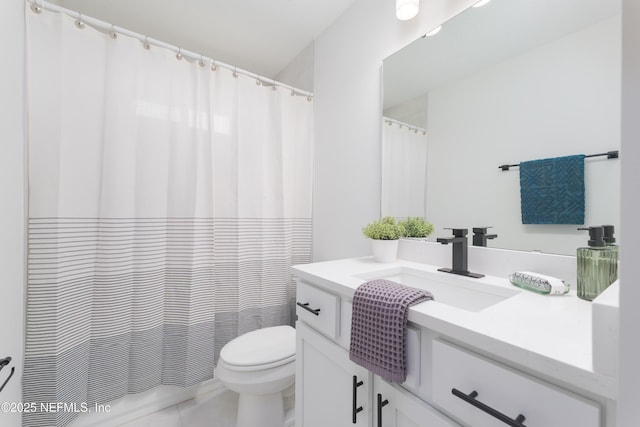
236,391,285,427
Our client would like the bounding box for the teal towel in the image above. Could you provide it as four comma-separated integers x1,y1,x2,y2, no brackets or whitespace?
519,154,585,224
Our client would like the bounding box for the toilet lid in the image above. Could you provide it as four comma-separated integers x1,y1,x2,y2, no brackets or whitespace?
220,325,295,368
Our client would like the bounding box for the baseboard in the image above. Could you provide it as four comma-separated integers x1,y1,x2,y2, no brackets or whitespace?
70,378,225,427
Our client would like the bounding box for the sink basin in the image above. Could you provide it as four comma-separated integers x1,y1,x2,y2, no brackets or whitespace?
354,266,519,312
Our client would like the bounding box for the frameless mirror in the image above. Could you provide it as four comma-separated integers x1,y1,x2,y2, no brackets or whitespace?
382,0,621,255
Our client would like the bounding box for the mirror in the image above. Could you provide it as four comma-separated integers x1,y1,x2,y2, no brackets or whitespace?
382,0,621,255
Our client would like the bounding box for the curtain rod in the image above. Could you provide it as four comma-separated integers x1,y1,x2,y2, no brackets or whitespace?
27,0,314,99
384,118,427,135
498,150,619,171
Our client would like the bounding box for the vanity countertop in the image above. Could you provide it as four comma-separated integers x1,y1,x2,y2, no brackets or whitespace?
292,256,617,400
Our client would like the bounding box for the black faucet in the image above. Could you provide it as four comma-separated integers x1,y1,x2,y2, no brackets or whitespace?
472,227,498,247
436,228,484,278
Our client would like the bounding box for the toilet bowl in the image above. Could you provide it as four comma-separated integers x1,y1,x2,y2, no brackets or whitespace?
216,325,296,427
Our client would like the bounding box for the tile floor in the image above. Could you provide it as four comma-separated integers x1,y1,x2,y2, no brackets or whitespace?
120,388,295,427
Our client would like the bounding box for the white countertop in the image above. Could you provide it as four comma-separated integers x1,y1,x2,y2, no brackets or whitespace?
292,256,617,399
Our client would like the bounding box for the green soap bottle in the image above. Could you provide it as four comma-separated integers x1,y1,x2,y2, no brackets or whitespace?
603,225,619,286
577,226,618,301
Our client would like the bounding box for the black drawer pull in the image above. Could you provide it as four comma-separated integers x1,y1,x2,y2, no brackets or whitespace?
377,393,389,427
352,375,364,423
296,302,321,316
452,388,526,427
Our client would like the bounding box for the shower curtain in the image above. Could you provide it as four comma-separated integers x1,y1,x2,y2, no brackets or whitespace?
24,7,313,427
381,119,428,218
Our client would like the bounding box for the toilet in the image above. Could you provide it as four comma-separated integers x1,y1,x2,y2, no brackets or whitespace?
215,325,296,427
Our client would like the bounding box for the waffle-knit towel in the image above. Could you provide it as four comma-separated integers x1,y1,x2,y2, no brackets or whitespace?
349,279,433,383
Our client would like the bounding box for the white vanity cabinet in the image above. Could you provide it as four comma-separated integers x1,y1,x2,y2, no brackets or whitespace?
374,375,458,427
296,321,371,426
296,321,458,427
293,258,611,426
295,280,459,427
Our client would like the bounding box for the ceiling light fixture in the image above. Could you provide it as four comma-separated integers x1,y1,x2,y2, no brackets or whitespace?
396,0,419,21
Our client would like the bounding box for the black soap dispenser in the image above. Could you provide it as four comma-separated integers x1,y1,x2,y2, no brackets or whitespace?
603,224,619,256
577,226,618,301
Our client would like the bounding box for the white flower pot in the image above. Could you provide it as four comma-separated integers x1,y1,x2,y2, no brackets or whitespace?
370,239,399,263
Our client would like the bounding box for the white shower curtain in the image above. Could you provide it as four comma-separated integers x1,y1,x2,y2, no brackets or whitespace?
25,7,313,427
381,119,428,218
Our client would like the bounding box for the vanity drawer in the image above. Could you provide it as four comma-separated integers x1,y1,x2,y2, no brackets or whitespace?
296,280,339,339
432,340,600,427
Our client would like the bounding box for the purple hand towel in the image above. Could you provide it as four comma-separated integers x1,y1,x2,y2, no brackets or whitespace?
349,279,433,383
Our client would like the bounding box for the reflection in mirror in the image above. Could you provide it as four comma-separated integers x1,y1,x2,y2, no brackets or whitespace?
382,0,621,255
382,118,427,218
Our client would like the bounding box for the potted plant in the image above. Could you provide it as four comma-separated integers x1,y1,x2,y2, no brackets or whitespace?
362,216,405,262
400,217,434,240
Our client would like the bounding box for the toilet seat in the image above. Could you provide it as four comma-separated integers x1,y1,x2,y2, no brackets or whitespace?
219,325,295,372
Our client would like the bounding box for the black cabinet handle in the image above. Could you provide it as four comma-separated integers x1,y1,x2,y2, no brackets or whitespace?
0,357,11,370
0,357,15,393
296,302,321,316
352,375,364,423
452,388,526,427
377,393,389,427
0,367,15,393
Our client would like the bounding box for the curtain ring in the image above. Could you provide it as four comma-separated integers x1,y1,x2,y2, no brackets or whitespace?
30,0,43,14
255,79,261,86
232,68,239,78
211,61,217,72
109,24,118,39
198,55,206,67
143,37,151,50
290,90,295,97
307,96,312,102
176,48,183,61
75,13,85,29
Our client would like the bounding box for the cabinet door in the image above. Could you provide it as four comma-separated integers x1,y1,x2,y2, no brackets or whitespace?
296,321,371,427
374,376,460,427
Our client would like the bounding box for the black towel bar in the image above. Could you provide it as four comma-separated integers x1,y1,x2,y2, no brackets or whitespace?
499,150,619,171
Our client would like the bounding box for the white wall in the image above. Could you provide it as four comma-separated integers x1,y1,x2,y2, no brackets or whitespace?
618,0,640,424
275,41,315,93
313,0,476,261
426,16,620,255
0,1,25,426
313,0,639,423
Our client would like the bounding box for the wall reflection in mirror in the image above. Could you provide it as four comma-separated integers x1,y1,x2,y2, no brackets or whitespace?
382,0,621,255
